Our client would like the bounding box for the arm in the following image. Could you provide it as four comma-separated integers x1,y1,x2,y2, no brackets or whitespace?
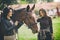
37,19,40,22
14,21,23,33
49,17,53,33
15,21,23,29
2,20,15,31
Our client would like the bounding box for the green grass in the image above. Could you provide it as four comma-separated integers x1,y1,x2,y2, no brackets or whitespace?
18,17,60,40
18,24,37,40
53,17,60,40
20,1,28,4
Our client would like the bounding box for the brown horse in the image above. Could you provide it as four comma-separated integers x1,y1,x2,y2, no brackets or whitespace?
12,4,38,33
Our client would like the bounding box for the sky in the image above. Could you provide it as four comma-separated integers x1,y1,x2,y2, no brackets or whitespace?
54,0,60,2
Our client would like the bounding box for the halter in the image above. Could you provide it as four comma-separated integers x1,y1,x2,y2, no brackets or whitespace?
24,11,37,28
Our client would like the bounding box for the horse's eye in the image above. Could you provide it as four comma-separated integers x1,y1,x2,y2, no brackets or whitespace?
30,17,32,19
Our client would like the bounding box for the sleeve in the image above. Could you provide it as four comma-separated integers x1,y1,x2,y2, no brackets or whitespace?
2,20,15,31
14,21,23,33
37,19,40,22
15,21,23,29
49,17,53,33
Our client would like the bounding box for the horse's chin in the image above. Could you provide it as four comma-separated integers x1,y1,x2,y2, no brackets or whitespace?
32,31,38,34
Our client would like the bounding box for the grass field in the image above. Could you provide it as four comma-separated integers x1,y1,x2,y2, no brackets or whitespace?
18,17,60,40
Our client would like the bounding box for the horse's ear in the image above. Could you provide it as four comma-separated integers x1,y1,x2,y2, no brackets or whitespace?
31,4,35,11
26,5,30,11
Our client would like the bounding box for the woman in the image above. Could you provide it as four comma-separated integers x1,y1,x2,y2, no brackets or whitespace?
37,9,53,40
0,7,21,40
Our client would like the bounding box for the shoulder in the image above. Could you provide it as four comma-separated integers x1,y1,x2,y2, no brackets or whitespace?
1,18,10,24
47,16,51,19
1,18,7,22
37,18,41,22
47,16,52,21
37,18,41,20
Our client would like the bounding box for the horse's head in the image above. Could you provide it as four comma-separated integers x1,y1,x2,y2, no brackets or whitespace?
12,4,38,34
22,4,38,33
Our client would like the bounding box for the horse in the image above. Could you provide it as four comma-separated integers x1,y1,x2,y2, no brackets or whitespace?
12,4,38,34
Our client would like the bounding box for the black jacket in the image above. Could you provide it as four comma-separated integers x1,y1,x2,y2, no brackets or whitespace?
0,18,23,36
37,16,53,33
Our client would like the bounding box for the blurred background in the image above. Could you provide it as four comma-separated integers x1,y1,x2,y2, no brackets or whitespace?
0,0,60,40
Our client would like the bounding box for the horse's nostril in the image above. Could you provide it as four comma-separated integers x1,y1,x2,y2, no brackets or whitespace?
36,30,38,33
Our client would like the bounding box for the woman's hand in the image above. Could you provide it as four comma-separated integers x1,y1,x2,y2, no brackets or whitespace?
51,33,54,40
15,21,18,26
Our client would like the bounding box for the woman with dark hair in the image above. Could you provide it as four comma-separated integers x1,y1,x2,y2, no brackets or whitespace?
0,7,21,40
37,9,53,40
0,12,4,40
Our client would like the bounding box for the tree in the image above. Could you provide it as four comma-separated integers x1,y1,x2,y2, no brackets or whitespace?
0,0,18,10
26,0,36,3
47,0,53,2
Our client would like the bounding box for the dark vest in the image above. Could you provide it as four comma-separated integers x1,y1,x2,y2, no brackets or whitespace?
37,16,53,33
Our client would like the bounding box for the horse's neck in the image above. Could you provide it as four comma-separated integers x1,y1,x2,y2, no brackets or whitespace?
12,8,26,24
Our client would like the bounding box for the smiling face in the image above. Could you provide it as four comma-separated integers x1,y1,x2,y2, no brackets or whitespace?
39,11,44,17
7,9,13,17
39,9,47,17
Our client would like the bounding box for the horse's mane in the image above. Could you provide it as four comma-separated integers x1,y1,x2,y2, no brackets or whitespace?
14,8,26,12
12,8,26,22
